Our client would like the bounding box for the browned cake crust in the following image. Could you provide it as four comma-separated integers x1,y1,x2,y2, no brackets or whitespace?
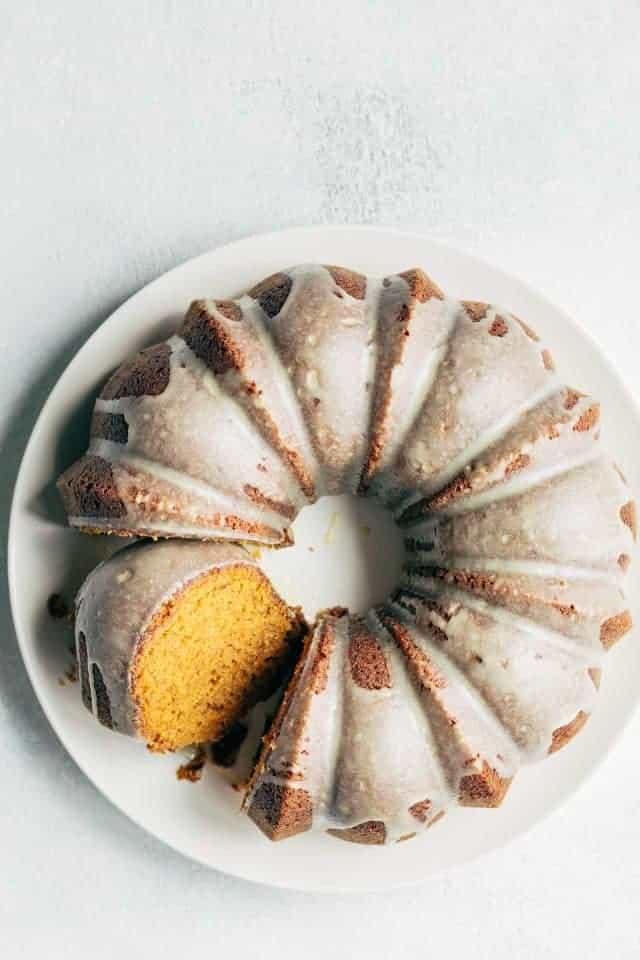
328,808,445,844
459,763,512,807
462,300,489,322
77,631,92,711
180,302,244,375
488,315,509,338
381,613,446,690
548,710,589,754
91,411,129,444
327,821,386,845
398,268,444,303
308,619,338,694
621,501,638,540
245,619,346,840
325,266,367,300
409,799,433,823
401,477,473,519
398,386,602,525
57,455,126,520
411,567,633,657
463,299,544,352
242,484,296,520
248,782,314,841
573,404,600,433
347,617,391,690
600,610,633,648
102,343,171,399
91,663,114,729
69,522,284,542
273,446,316,501
248,272,293,317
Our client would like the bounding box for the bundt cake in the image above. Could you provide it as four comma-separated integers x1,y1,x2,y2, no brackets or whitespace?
74,539,303,751
59,263,636,843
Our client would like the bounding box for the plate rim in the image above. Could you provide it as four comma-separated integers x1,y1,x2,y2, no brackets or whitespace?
8,224,640,893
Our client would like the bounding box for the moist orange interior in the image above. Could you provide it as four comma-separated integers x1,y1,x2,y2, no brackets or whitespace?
132,565,300,752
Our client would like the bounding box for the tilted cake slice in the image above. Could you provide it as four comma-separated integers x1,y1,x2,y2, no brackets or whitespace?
75,539,305,751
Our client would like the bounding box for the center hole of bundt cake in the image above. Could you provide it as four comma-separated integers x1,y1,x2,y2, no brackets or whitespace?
259,494,405,618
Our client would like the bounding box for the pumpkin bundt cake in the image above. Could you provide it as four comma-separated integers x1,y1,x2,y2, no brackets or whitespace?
59,263,636,843
74,540,304,751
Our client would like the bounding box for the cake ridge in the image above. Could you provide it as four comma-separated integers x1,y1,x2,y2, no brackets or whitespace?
404,561,630,655
370,611,467,783
375,303,559,513
238,292,322,496
322,617,352,829
184,295,322,499
404,555,626,585
404,457,633,577
374,607,517,805
420,446,602,520
166,333,308,508
392,377,561,518
87,440,290,525
383,598,524,764
401,577,605,664
398,385,603,524
258,264,378,493
356,275,386,492
358,272,454,491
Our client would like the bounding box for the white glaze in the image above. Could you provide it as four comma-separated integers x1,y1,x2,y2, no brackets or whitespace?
193,297,322,496
263,265,378,492
379,306,560,509
406,457,633,573
392,593,599,761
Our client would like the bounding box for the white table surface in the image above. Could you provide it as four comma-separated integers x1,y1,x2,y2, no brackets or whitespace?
2,2,639,956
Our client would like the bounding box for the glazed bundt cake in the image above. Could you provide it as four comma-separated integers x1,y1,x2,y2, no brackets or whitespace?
59,263,636,843
75,540,303,751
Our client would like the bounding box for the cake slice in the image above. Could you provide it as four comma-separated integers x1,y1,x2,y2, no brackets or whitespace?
75,540,305,751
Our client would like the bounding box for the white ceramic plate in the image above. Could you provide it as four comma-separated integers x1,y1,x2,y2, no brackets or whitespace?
9,226,640,893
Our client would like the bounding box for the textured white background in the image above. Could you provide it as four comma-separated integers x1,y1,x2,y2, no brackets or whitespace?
2,1,640,957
